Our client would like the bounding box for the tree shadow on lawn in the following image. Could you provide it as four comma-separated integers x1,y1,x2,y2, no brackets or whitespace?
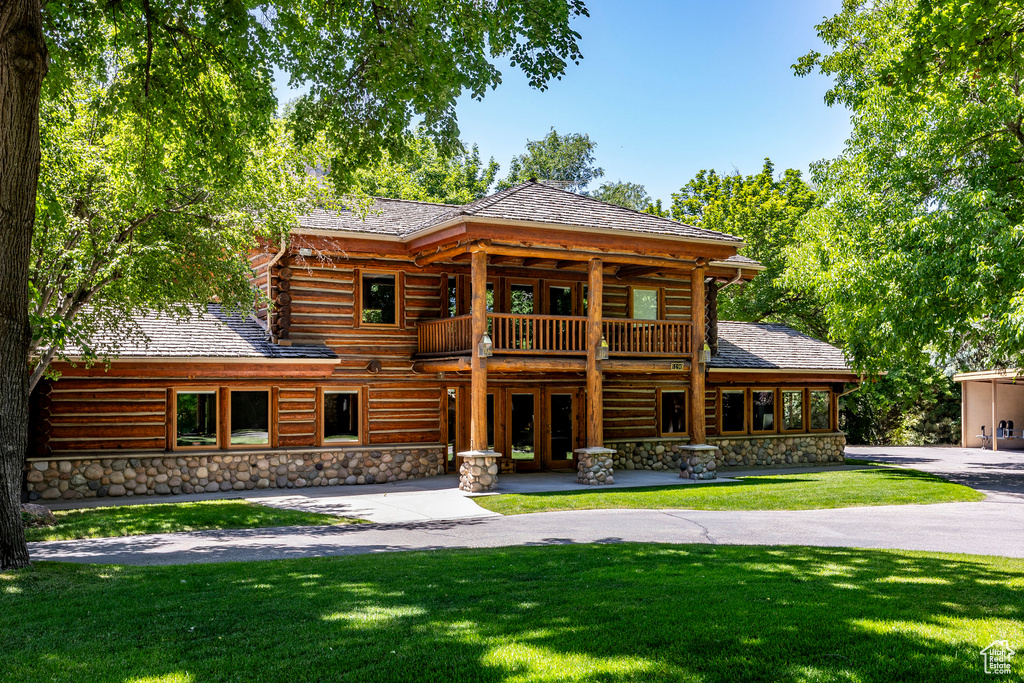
3,544,1022,682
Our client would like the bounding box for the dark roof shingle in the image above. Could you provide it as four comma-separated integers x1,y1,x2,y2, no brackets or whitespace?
70,304,337,360
297,181,742,244
711,321,850,371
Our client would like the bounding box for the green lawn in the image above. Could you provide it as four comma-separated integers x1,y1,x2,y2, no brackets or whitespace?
25,499,363,542
474,468,984,515
3,544,1021,682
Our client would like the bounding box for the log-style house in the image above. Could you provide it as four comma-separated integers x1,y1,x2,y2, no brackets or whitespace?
25,181,856,500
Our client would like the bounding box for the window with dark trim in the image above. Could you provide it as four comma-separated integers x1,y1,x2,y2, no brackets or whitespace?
361,272,397,325
721,389,746,434
660,390,688,435
751,389,776,433
781,389,804,432
323,391,360,444
230,390,270,446
176,390,217,448
810,390,831,430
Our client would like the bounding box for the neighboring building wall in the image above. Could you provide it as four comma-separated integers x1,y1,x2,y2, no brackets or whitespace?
961,380,1024,448
24,445,445,501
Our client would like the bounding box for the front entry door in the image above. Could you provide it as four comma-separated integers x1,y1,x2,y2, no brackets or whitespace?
545,391,576,471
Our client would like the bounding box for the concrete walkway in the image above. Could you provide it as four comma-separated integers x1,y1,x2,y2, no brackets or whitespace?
41,468,745,523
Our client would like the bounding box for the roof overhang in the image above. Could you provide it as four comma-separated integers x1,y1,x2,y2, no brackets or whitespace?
953,369,1024,383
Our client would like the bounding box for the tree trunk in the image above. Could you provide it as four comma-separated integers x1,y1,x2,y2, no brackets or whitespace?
0,0,47,570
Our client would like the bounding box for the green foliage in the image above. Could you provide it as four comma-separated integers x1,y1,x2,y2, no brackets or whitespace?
589,180,652,211
497,127,604,192
474,467,982,515
22,500,362,542
788,0,1024,373
350,127,499,204
670,159,826,338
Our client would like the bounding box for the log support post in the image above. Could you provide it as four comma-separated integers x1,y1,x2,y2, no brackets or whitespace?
576,258,616,485
689,260,707,445
459,247,500,492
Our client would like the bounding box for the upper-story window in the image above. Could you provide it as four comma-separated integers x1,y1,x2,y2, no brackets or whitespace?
361,272,398,325
631,287,659,320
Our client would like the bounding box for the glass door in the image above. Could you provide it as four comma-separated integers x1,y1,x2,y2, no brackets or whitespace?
508,389,540,471
545,391,576,470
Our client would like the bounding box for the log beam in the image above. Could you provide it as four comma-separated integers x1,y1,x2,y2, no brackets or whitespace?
470,250,488,451
586,258,604,447
615,265,663,280
690,260,707,444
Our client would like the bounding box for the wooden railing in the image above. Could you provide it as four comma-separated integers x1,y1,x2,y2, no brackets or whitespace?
417,314,472,356
602,318,692,357
489,313,587,355
416,314,692,358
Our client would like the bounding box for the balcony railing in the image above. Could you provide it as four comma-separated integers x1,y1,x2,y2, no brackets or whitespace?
416,314,692,358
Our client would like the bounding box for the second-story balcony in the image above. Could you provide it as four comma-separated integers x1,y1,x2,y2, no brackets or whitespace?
417,313,693,358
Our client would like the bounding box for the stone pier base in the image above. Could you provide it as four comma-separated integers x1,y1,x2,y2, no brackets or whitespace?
458,450,500,492
679,444,718,480
575,447,616,485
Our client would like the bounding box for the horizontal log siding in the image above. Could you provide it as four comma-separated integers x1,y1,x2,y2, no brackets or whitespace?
277,388,317,447
368,386,442,445
47,386,168,454
602,383,657,440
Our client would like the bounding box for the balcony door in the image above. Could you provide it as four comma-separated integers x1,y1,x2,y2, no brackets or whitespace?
507,389,540,471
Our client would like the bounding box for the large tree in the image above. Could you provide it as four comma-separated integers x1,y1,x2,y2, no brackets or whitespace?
497,127,603,192
787,0,1024,374
671,159,826,338
589,180,653,212
0,0,589,569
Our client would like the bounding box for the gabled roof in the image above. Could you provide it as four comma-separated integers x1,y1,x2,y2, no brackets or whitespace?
711,321,851,372
297,181,742,244
67,304,337,361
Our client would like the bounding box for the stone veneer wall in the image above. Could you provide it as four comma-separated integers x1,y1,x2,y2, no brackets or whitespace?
709,434,846,467
24,445,445,501
608,434,845,471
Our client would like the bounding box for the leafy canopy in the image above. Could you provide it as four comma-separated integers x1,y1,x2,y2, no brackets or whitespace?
671,159,825,338
788,0,1024,372
589,181,653,212
497,127,604,192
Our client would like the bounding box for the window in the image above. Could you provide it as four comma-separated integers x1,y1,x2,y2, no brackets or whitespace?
660,390,688,435
230,390,270,446
631,287,659,320
721,389,746,433
810,390,831,430
548,285,574,315
782,390,804,431
446,389,458,463
323,391,360,444
751,389,776,433
176,391,217,448
447,276,458,317
509,282,536,314
361,272,397,325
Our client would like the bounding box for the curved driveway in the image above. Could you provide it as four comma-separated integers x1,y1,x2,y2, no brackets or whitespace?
28,446,1024,565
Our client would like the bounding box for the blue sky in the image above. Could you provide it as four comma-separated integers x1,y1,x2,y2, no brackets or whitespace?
276,0,850,205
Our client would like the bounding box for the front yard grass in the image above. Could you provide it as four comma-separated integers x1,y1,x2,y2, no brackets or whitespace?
474,467,984,516
24,499,362,542
3,544,1021,682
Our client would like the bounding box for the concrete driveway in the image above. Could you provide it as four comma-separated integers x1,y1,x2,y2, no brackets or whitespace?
847,445,1024,502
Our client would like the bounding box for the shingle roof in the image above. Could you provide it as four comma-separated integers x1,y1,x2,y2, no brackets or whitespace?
299,197,457,237
69,304,337,360
711,321,850,371
297,181,742,244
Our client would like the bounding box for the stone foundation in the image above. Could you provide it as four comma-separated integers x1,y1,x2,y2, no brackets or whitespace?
679,445,718,480
24,445,445,501
575,447,616,485
458,451,500,492
708,433,846,467
608,439,689,471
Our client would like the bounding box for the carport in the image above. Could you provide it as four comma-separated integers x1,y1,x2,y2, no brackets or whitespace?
955,369,1024,450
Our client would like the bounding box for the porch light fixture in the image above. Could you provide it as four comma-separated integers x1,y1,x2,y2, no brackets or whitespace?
478,334,494,358
699,343,711,364
596,336,610,360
